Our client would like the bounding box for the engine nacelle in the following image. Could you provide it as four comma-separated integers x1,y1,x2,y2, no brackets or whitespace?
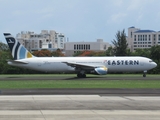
94,66,108,75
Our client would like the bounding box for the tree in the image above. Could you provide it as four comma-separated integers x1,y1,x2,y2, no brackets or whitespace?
112,29,128,56
150,45,160,62
51,49,65,57
0,42,9,51
106,46,114,56
131,48,150,58
33,50,52,57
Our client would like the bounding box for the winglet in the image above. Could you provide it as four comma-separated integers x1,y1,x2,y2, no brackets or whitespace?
3,33,34,60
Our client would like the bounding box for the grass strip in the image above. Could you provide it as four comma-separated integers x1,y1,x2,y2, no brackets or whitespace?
0,80,160,89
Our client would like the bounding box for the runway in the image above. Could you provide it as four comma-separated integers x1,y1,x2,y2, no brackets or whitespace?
0,95,160,120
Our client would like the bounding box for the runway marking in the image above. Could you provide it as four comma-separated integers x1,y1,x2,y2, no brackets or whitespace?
122,96,135,101
0,95,160,101
0,110,160,115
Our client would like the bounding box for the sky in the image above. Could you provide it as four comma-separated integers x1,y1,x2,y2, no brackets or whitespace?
0,0,160,44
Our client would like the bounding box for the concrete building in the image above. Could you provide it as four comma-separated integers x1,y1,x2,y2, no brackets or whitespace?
127,26,160,51
65,39,112,56
16,30,66,51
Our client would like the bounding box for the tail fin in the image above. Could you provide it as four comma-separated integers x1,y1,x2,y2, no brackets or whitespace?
3,33,34,60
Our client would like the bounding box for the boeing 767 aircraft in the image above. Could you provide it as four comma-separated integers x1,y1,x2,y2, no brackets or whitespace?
4,33,157,78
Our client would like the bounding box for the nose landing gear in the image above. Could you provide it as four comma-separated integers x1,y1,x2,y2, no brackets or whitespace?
143,70,147,77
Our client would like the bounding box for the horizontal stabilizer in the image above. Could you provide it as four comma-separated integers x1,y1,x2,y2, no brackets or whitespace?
7,60,28,64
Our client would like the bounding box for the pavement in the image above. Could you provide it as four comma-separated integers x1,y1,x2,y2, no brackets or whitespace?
0,95,160,120
0,75,160,119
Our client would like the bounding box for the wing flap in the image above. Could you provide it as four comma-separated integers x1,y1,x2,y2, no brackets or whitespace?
62,61,98,69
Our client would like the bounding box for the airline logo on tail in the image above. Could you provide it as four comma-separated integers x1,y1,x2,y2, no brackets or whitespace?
4,33,34,60
8,39,14,43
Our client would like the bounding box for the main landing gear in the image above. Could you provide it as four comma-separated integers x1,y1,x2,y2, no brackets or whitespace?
77,73,86,78
77,70,86,78
143,70,147,77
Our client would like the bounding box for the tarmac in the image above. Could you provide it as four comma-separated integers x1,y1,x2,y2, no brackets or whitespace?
0,95,160,120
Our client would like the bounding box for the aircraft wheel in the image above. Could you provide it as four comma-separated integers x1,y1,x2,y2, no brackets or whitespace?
143,74,146,77
82,74,86,78
77,73,81,78
77,73,86,78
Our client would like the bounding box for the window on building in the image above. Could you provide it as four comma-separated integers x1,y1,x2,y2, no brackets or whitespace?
134,42,137,44
134,35,136,40
61,44,63,48
154,35,156,40
84,45,85,50
77,45,78,50
149,35,150,40
74,45,76,50
145,35,147,41
48,44,52,48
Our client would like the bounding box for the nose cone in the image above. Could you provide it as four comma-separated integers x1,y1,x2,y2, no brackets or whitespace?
152,62,157,68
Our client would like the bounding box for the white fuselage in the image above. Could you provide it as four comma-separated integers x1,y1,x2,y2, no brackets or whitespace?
8,56,157,73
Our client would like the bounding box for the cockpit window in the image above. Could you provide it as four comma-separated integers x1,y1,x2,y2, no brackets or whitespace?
149,60,153,62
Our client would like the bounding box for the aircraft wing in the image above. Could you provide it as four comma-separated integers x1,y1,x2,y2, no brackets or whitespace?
62,61,99,69
62,61,108,75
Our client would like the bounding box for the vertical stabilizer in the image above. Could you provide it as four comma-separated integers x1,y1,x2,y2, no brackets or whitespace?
3,33,34,60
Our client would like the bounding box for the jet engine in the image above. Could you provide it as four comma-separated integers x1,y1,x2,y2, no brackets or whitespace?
94,66,108,75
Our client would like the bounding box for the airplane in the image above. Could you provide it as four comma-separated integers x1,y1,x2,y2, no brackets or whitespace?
4,33,157,78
